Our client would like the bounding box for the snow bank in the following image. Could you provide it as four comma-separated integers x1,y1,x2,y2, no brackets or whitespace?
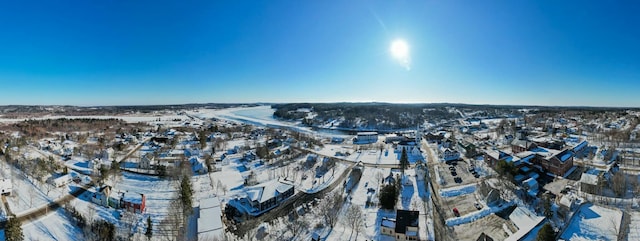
439,184,476,198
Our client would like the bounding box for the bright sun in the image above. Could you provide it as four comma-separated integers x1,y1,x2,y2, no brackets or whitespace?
390,39,410,69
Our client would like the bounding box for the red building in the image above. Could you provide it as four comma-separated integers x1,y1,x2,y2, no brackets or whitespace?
121,192,146,214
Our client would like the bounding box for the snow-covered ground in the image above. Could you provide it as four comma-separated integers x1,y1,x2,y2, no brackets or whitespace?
445,202,514,227
0,114,193,126
323,167,433,241
629,211,640,241
22,208,84,241
344,149,399,166
0,163,76,218
189,106,351,138
559,203,622,241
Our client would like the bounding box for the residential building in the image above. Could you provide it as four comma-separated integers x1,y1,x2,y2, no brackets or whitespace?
121,191,146,213
231,179,295,215
532,149,574,176
511,139,536,154
354,132,378,144
380,210,419,241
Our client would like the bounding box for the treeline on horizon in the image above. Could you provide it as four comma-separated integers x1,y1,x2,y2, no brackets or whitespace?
272,102,640,130
272,103,460,129
0,103,260,117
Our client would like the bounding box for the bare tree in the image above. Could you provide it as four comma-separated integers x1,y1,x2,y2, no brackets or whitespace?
86,204,97,224
611,171,627,198
315,191,343,228
120,211,138,239
375,171,384,185
284,218,309,240
243,227,257,241
345,205,364,240
157,198,183,241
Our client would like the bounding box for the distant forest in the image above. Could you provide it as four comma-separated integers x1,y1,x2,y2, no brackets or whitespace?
272,103,640,131
272,103,461,130
0,103,258,118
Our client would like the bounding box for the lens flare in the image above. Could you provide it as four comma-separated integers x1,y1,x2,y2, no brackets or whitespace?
390,39,410,70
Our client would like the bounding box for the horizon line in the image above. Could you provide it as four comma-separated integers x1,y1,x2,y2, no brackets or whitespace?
0,101,639,109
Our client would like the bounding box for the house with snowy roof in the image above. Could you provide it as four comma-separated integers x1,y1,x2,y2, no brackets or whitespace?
483,149,512,166
579,169,602,194
380,209,420,241
121,191,146,213
511,139,536,154
442,148,460,162
227,179,295,216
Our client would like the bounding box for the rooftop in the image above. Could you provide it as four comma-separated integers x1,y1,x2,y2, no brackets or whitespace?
395,209,419,234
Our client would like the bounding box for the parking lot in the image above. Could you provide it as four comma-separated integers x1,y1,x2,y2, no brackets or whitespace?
442,193,483,219
437,159,481,188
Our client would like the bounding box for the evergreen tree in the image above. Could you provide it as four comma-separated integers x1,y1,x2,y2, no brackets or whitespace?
180,175,194,216
5,217,23,241
198,131,207,149
145,216,153,240
536,223,555,241
400,147,409,171
379,184,398,210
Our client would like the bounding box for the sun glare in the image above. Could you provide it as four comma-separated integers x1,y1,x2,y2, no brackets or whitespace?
390,39,410,70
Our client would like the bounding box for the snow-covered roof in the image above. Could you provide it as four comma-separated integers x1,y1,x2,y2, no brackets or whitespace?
580,173,599,185
381,218,396,228
522,178,538,190
122,192,144,204
559,194,576,208
505,207,546,241
200,197,221,209
197,207,223,240
245,179,294,203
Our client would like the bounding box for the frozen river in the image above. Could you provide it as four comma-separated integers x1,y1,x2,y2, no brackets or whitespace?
192,105,351,138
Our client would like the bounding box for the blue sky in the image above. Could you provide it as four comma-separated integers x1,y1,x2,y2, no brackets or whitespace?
0,1,639,107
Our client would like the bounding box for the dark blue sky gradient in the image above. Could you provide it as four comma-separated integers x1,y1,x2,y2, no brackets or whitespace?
0,1,639,106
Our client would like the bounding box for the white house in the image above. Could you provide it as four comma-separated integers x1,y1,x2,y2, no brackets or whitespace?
354,132,378,144
442,148,460,162
50,174,72,187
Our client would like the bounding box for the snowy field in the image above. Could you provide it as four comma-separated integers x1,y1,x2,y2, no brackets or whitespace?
344,149,400,166
22,209,83,241
0,163,76,218
188,106,351,138
559,203,622,241
110,172,177,220
0,114,190,125
445,202,514,227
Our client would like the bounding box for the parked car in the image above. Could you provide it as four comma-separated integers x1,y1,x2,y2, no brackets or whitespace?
453,208,460,217
474,202,482,210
